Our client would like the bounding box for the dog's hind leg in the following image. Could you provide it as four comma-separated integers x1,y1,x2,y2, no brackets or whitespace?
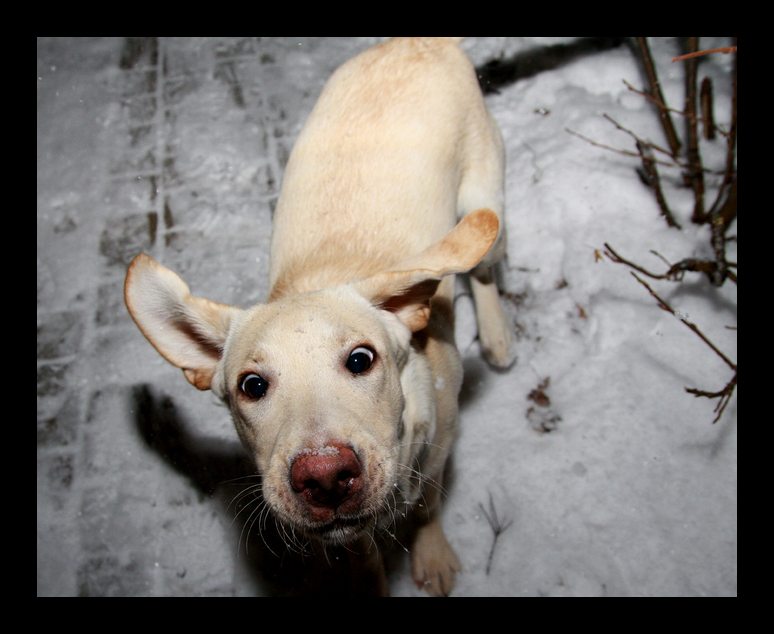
470,259,517,368
458,114,517,369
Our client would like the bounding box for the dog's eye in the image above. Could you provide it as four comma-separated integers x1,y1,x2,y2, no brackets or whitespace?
240,374,269,399
346,346,375,374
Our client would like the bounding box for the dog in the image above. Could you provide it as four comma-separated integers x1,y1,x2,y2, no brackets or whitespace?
124,37,516,596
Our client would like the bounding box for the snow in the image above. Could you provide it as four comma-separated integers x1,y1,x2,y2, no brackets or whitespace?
37,37,736,596
300,446,341,457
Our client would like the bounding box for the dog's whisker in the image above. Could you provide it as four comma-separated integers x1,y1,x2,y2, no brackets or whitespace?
219,473,263,485
398,460,449,498
236,495,264,557
227,483,263,515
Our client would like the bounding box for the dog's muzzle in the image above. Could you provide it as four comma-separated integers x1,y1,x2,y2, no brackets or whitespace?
289,443,368,531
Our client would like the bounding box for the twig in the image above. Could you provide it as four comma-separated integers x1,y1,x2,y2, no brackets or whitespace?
565,128,658,162
719,39,738,204
672,47,737,62
568,116,724,177
622,80,728,139
630,273,735,370
708,38,737,218
566,128,682,170
604,243,676,281
634,38,681,158
636,140,681,228
708,174,737,286
704,41,737,286
683,38,706,223
604,243,667,279
685,371,737,425
630,272,737,423
604,242,736,285
700,77,716,140
605,112,680,163
479,492,513,575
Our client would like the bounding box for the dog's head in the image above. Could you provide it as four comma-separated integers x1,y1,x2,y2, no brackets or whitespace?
124,209,498,543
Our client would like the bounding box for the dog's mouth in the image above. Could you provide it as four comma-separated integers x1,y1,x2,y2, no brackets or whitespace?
304,513,375,543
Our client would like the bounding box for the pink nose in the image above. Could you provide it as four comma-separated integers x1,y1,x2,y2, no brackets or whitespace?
291,443,362,510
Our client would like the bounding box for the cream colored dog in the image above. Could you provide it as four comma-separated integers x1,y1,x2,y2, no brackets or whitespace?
124,37,515,596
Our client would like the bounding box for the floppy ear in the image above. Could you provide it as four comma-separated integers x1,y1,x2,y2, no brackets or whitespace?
355,208,499,332
124,254,243,390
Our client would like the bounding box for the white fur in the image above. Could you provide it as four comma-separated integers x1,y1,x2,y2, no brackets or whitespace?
125,38,515,596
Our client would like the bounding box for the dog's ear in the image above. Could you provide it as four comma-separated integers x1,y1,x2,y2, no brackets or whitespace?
356,208,499,332
124,254,243,390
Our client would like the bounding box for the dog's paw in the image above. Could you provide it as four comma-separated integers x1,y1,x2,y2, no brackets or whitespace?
411,524,461,596
479,318,517,369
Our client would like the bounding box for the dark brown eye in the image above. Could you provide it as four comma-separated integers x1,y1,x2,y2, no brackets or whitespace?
346,346,375,374
240,374,269,399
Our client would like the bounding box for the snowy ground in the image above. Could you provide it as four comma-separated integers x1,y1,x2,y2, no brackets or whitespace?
37,37,736,597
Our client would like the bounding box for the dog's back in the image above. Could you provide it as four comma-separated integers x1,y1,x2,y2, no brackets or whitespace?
268,37,504,300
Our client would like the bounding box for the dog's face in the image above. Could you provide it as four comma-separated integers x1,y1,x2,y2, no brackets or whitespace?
215,286,413,542
124,209,499,544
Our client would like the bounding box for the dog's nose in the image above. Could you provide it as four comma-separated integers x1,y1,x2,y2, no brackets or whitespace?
291,443,362,510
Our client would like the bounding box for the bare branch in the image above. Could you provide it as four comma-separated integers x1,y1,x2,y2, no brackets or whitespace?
708,175,737,286
592,40,737,425
630,272,736,371
569,115,724,177
622,80,728,139
700,77,716,140
636,141,681,228
686,370,737,424
634,37,682,158
604,243,668,279
671,46,737,62
604,112,680,162
683,38,706,223
629,273,736,424
566,128,676,168
708,39,737,218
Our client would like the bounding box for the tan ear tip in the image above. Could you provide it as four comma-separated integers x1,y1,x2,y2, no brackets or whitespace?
128,252,153,269
125,253,156,286
468,208,500,236
456,209,499,252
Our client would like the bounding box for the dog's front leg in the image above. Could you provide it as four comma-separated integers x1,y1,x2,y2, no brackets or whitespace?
347,535,389,596
410,474,461,596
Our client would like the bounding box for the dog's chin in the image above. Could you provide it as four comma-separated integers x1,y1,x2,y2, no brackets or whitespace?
302,515,375,545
